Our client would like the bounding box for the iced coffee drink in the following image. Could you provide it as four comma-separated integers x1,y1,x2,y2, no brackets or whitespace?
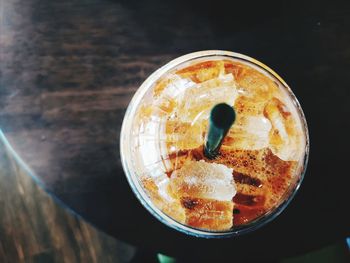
120,51,309,237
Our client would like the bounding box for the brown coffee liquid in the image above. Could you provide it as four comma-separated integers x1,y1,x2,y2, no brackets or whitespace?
134,58,305,231
163,144,297,226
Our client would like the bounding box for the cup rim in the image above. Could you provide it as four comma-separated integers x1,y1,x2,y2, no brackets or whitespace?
120,50,310,238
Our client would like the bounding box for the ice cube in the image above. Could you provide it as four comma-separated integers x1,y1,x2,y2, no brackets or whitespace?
264,97,302,161
169,160,236,201
136,118,167,167
176,60,226,83
225,115,271,150
137,138,162,167
161,75,196,98
141,176,186,224
175,74,238,122
165,120,205,150
151,74,196,114
235,67,278,102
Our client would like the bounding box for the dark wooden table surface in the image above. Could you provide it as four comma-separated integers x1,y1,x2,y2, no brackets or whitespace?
1,0,350,262
0,132,136,263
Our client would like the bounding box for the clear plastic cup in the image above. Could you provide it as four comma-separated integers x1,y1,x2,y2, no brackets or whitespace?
120,50,309,238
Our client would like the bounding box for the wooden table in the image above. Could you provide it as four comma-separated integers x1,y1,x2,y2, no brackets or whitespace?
1,0,350,261
0,132,136,263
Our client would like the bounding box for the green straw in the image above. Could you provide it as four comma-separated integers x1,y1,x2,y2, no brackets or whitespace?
157,253,177,263
204,103,236,159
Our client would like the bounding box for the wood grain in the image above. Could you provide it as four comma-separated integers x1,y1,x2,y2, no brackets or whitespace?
0,132,136,263
1,0,350,261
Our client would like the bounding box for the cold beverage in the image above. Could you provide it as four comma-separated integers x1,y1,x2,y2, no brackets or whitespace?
120,51,309,237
